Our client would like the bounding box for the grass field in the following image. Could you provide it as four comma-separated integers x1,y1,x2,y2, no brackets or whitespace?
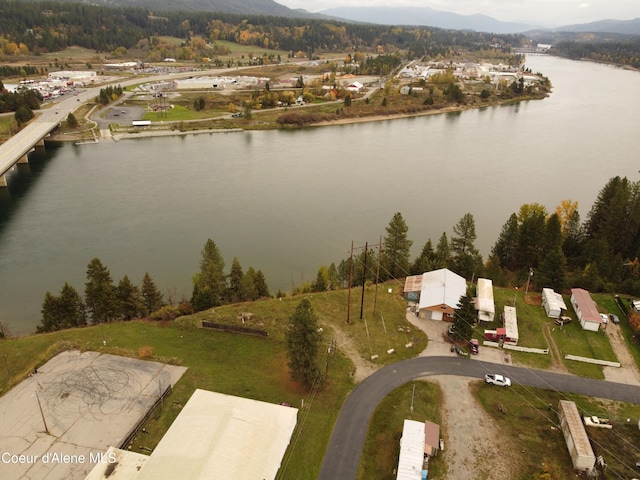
0,286,424,480
476,381,640,479
1,285,638,479
358,381,444,480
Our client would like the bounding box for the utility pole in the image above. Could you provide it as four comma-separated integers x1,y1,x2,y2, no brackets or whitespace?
346,239,385,323
360,242,368,320
525,268,534,297
346,241,354,324
373,236,383,316
3,353,10,380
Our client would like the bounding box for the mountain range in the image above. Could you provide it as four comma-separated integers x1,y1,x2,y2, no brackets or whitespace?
319,6,537,34
19,0,640,36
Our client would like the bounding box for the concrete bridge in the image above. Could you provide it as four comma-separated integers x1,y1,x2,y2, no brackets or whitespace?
0,89,96,187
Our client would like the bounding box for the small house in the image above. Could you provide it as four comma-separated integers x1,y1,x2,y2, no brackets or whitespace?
558,400,596,474
475,278,495,322
542,288,567,318
484,306,518,345
570,288,602,332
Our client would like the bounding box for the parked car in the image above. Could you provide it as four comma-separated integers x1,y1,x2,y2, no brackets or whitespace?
453,344,468,356
599,313,609,324
469,339,479,355
484,374,511,387
448,325,456,336
609,314,620,324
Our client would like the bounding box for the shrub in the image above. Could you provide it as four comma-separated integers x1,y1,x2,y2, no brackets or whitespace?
629,310,640,334
150,305,180,321
138,345,153,358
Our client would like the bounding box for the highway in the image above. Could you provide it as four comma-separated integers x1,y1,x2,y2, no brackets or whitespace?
317,356,640,480
0,88,97,180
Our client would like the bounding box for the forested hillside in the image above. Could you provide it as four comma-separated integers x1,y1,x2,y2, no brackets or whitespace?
0,1,528,58
525,30,640,69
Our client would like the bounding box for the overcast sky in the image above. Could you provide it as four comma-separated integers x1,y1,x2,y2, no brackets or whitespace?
275,0,639,27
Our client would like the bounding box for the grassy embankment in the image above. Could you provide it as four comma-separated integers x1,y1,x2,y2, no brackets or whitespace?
1,285,637,479
0,284,424,480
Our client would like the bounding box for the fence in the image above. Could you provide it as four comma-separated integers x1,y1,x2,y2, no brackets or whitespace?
202,321,268,337
565,355,620,367
482,340,548,355
118,384,173,449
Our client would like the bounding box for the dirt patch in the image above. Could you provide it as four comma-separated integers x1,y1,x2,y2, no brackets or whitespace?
431,376,518,480
329,324,379,383
603,323,640,385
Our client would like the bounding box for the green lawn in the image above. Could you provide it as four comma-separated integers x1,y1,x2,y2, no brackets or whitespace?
476,381,640,480
357,381,444,480
0,286,425,480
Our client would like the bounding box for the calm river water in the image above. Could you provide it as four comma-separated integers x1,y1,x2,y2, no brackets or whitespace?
1,55,639,336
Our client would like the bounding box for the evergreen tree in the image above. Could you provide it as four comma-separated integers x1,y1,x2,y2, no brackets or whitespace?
327,263,339,290
116,275,143,320
141,272,164,315
544,213,563,252
228,257,244,302
58,282,86,328
411,239,435,274
239,267,258,301
314,266,329,292
537,248,568,291
191,239,226,311
451,213,478,257
253,270,270,298
383,212,412,279
285,298,323,389
434,232,451,269
517,204,548,269
453,287,475,342
67,112,78,128
84,257,117,324
451,213,483,279
38,291,62,332
491,213,519,270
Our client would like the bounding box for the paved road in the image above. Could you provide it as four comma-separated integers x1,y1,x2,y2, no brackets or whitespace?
317,356,640,480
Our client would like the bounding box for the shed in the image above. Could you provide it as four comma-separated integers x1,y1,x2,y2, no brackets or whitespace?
558,400,595,474
570,288,602,332
542,288,567,318
424,420,440,457
475,278,495,322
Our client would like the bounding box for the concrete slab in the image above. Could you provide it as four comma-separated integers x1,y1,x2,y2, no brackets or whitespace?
0,350,187,480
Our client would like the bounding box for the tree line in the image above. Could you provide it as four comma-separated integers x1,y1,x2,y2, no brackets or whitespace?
551,40,640,69
0,79,42,124
308,176,640,297
38,258,166,332
0,0,528,59
38,239,272,332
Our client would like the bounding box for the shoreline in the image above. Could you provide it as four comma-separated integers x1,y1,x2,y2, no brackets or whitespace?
47,95,547,142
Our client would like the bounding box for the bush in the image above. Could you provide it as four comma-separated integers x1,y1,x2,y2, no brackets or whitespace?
138,345,153,358
629,311,640,334
150,305,181,321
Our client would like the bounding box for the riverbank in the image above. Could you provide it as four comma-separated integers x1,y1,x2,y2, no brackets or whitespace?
47,92,548,142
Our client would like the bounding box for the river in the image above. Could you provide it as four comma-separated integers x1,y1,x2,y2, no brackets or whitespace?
1,55,639,336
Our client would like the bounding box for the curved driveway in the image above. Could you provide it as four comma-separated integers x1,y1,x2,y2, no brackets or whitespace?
317,356,640,480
